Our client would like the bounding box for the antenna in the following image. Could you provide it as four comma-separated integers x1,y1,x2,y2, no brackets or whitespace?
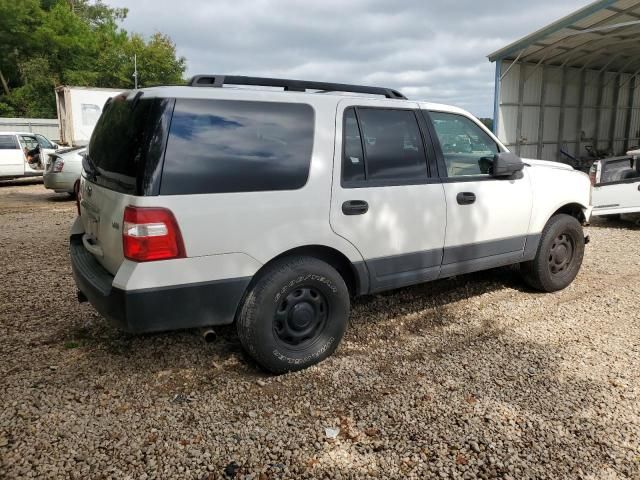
133,54,138,89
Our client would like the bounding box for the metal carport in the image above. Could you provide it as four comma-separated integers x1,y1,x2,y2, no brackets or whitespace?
488,0,640,168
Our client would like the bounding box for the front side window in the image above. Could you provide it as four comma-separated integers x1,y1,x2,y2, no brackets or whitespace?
342,107,428,185
0,135,17,150
35,134,54,149
429,112,499,177
161,99,315,195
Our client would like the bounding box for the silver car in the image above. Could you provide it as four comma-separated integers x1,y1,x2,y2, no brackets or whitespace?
43,147,85,195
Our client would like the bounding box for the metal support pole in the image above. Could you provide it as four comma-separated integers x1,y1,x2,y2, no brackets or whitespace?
609,74,622,154
576,69,587,159
537,65,548,159
133,54,138,89
557,67,568,161
594,71,605,151
624,75,637,152
493,61,501,136
516,63,526,156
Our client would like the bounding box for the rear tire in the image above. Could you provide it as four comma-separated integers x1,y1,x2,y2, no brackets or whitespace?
237,256,350,374
520,214,585,292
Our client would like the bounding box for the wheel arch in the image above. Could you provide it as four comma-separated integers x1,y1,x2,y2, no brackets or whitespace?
550,202,589,224
266,245,368,297
232,244,368,324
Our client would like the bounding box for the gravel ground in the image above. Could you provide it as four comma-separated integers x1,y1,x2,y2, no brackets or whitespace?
1,180,639,480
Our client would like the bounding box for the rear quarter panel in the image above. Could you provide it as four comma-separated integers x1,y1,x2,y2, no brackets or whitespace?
131,96,365,267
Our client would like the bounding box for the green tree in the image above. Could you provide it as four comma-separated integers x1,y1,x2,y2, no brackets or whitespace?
0,0,185,118
0,0,42,99
479,118,494,132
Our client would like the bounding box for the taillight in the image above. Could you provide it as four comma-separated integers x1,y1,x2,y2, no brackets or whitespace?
53,159,64,172
122,206,185,262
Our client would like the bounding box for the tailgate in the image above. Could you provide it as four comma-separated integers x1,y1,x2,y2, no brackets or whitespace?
79,176,132,275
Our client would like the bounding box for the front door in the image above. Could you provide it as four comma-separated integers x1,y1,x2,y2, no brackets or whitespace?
18,134,44,172
330,100,447,293
592,157,640,215
425,110,533,277
0,135,25,177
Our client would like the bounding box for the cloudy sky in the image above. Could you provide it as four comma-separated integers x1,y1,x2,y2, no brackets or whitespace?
110,0,589,117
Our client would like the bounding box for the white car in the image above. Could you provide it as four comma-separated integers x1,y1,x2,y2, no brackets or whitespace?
70,76,592,373
590,150,640,223
0,132,59,179
43,147,85,195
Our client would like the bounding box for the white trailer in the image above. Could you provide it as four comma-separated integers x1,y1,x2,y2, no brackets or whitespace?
55,86,122,147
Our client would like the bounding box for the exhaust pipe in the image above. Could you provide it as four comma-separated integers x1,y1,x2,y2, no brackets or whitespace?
202,329,217,343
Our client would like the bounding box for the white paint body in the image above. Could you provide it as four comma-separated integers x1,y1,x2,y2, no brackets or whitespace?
43,147,85,194
0,132,57,179
76,86,592,293
591,155,640,217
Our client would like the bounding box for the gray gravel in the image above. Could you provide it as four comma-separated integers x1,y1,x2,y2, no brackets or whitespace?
1,181,639,479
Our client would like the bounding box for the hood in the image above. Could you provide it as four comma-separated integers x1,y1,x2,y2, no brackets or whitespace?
522,158,575,171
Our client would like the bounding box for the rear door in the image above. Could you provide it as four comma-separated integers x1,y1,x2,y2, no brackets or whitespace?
330,100,447,292
0,135,24,176
424,110,533,276
592,157,640,215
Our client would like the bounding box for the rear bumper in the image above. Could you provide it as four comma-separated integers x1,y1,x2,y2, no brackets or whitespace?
70,234,251,333
43,172,77,193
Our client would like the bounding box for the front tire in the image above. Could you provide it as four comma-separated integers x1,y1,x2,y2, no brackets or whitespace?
520,214,585,292
237,256,350,374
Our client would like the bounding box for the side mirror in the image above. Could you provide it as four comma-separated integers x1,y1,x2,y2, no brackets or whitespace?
492,152,524,178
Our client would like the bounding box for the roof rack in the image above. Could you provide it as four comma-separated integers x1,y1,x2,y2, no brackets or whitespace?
187,75,408,100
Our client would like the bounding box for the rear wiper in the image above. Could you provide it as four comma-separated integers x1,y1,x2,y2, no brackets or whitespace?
82,152,101,180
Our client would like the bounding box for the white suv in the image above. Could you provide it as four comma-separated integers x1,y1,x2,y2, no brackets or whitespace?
70,76,592,373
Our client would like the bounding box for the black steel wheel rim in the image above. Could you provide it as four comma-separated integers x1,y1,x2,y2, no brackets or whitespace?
548,232,575,275
273,286,329,349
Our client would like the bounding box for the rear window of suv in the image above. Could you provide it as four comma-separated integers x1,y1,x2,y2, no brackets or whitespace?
160,99,315,195
87,94,173,195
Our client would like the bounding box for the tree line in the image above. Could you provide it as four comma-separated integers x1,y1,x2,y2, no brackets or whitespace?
0,0,186,118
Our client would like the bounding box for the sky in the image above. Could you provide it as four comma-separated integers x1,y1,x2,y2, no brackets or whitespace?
109,0,589,118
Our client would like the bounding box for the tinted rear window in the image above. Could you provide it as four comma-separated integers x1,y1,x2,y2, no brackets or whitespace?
160,99,315,195
87,95,174,195
0,136,17,150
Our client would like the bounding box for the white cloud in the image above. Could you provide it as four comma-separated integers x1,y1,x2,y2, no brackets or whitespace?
109,0,587,117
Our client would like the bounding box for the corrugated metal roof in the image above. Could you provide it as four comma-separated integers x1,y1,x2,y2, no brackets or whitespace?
488,0,640,74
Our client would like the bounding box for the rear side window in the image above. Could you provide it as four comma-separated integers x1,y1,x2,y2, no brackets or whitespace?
160,99,315,195
0,136,17,149
600,158,635,184
343,109,365,182
342,107,429,186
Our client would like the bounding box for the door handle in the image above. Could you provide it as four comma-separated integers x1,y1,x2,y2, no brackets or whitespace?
342,200,369,216
456,192,476,205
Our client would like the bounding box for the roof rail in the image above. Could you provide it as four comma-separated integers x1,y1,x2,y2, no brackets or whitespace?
187,75,408,100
